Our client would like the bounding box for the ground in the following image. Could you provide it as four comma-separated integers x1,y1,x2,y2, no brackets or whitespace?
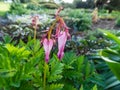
92,19,120,30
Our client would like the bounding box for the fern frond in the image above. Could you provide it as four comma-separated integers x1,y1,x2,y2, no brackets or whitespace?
47,83,64,90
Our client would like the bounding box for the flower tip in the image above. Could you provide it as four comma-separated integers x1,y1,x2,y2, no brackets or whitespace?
45,58,49,63
57,52,64,60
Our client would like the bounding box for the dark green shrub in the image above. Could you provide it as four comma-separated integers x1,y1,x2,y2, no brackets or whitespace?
9,3,27,15
61,2,75,9
65,10,92,31
20,0,31,3
73,0,95,9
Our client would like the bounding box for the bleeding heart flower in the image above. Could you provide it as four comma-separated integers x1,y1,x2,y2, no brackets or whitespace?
43,38,53,63
57,31,67,60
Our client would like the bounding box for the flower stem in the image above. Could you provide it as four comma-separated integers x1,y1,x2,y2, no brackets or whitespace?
43,62,47,90
48,20,57,40
34,28,36,40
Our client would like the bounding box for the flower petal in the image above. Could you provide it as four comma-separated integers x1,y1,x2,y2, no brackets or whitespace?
57,31,67,60
43,38,53,63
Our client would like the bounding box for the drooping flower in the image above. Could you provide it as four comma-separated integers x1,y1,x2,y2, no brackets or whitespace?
42,7,71,62
43,38,53,63
56,16,71,60
57,31,67,60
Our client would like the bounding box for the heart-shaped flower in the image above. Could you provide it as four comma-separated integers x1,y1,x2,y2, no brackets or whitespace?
43,38,53,63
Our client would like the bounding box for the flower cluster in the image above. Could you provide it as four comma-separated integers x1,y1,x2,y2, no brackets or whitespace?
42,7,70,63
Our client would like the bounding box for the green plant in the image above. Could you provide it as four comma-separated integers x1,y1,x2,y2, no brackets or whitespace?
0,38,65,90
60,52,104,90
65,10,92,31
66,30,111,55
1,24,33,41
0,44,31,89
90,53,120,90
99,29,120,81
9,3,27,15
27,3,41,10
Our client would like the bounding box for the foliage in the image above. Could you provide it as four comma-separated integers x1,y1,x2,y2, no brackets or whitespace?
73,0,95,9
111,11,120,18
66,30,111,55
1,24,33,41
0,43,32,89
0,35,107,90
65,9,92,31
0,38,64,90
86,29,120,90
98,29,120,89
96,0,120,11
61,2,75,9
9,3,27,15
90,53,120,90
106,0,120,11
61,52,104,90
27,3,41,10
99,29,120,81
116,17,120,27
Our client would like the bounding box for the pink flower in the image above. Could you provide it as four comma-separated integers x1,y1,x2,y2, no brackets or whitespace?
43,38,53,63
57,31,67,60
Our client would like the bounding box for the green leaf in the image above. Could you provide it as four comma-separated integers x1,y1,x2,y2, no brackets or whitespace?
48,75,63,83
0,68,17,78
80,85,83,90
0,45,9,57
62,52,76,65
47,84,64,90
100,50,120,80
92,85,97,90
105,76,120,89
85,61,91,78
5,44,31,59
99,29,120,45
2,34,13,44
48,55,64,82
